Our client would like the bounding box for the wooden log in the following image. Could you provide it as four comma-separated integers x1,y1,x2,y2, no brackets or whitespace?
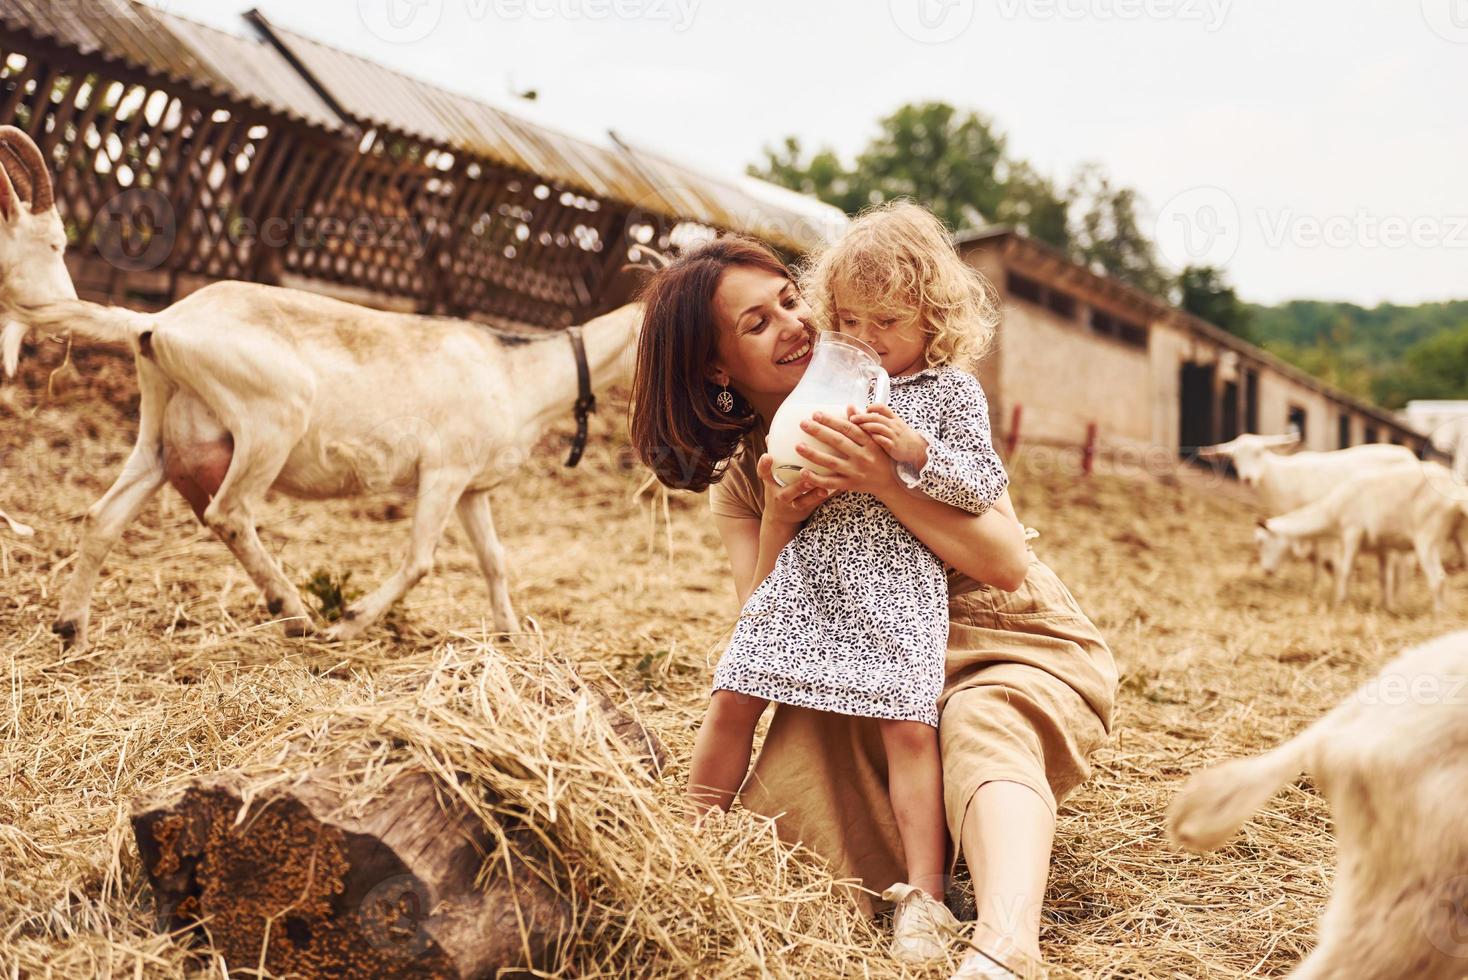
132,686,665,978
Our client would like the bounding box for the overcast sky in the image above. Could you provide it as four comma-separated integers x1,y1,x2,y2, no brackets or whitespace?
164,0,1468,307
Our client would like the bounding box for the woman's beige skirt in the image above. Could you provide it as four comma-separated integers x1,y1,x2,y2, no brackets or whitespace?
739,553,1118,911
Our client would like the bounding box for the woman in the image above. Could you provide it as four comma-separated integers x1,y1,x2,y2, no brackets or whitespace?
628,236,1117,976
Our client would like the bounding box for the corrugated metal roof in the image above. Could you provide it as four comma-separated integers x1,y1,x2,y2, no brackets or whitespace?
611,133,848,253
251,15,846,252
1,1,844,250
0,0,345,132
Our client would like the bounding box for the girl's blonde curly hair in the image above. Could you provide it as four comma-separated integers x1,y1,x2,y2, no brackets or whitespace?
800,200,1000,370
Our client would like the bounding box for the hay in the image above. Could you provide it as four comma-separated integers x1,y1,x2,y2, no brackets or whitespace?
3,336,1465,977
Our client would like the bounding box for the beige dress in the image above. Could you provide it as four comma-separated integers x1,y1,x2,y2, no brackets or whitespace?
709,423,1118,910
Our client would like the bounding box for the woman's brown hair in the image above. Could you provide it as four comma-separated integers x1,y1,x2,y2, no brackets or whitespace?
628,236,790,492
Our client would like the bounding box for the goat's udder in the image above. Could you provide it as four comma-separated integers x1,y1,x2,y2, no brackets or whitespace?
164,437,233,522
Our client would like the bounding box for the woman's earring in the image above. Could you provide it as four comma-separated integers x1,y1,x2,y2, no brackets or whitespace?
716,385,735,413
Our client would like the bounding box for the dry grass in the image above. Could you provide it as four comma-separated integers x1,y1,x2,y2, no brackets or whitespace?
2,336,1464,978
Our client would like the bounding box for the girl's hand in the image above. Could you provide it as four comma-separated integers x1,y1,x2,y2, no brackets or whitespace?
851,404,928,473
796,406,901,498
756,453,831,526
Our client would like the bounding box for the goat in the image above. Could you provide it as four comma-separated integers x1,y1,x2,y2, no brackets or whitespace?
0,126,641,649
1199,434,1419,514
1168,629,1468,980
1254,461,1464,612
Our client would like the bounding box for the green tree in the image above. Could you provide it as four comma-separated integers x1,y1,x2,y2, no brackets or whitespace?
1375,323,1468,407
1066,162,1170,296
750,102,1009,233
1178,265,1255,342
993,159,1070,252
749,136,868,215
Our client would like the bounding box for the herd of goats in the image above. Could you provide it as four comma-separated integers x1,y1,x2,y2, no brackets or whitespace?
1202,432,1467,612
1,125,1466,978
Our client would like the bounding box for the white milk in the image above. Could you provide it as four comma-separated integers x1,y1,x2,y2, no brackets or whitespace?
765,400,852,487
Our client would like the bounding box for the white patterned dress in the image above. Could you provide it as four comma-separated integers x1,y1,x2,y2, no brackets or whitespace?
712,365,1009,727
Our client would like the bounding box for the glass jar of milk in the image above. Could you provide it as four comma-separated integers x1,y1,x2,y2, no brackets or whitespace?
766,333,890,487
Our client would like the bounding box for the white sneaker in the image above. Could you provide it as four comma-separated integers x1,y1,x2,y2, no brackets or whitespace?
881,882,961,964
949,940,1047,980
950,952,1019,979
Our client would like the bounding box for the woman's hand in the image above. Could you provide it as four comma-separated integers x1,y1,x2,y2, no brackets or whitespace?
756,453,831,526
796,406,902,499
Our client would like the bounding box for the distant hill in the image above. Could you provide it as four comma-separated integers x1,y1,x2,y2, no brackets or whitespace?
1244,299,1468,409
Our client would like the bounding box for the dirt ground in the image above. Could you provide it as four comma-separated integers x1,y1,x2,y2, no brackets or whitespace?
2,336,1464,978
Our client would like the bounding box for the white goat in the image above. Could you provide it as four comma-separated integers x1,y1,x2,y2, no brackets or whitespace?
1200,433,1420,579
1254,461,1464,611
1199,432,1419,513
0,126,641,648
1168,629,1468,980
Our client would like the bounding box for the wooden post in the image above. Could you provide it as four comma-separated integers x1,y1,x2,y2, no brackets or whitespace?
1082,422,1097,477
1004,404,1023,458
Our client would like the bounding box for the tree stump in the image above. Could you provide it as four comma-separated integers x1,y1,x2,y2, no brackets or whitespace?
132,688,665,978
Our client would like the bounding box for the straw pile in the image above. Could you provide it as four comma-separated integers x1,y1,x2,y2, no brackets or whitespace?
2,334,1463,978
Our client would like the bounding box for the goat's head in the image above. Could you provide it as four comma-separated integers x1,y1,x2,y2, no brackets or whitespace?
1253,519,1293,575
1199,432,1300,487
0,127,74,318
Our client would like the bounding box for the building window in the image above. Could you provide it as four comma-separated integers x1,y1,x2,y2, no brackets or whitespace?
1006,271,1078,322
1288,404,1308,442
1338,412,1351,449
1045,289,1076,319
1007,271,1043,305
1089,308,1149,350
1364,423,1379,443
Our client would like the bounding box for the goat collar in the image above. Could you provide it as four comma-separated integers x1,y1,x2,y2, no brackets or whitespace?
565,325,596,467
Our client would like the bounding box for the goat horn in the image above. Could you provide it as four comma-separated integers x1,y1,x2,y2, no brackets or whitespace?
0,152,13,222
0,142,33,211
0,126,54,213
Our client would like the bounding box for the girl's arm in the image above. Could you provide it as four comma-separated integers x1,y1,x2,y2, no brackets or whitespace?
794,410,1030,591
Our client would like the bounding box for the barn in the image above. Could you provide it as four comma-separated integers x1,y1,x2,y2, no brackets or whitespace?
0,0,845,327
960,227,1432,462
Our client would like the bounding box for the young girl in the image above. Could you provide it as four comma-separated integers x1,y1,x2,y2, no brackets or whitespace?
686,201,1009,965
